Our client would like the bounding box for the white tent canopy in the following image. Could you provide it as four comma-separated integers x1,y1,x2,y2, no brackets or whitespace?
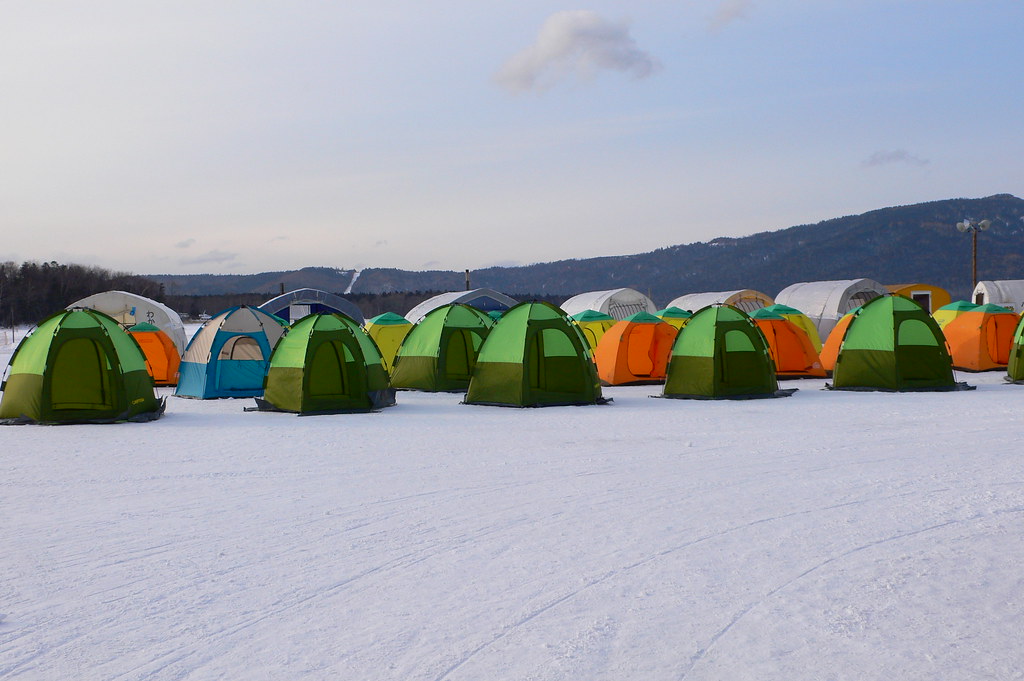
665,289,773,314
560,288,656,321
68,290,188,352
775,278,888,339
971,280,1024,312
405,288,518,323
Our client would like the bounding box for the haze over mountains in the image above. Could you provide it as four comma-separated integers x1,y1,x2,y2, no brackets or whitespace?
151,195,1024,305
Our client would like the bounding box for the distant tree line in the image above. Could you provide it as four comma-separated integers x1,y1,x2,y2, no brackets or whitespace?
0,261,163,326
0,259,573,328
164,290,567,320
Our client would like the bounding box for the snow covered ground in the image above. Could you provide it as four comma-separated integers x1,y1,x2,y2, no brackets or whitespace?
2,326,1023,680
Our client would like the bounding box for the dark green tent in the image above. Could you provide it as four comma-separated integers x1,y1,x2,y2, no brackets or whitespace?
660,304,792,400
254,313,395,414
829,294,971,392
465,301,605,407
390,304,494,392
0,308,164,424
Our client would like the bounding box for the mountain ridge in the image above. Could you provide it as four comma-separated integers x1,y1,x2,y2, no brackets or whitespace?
150,194,1024,304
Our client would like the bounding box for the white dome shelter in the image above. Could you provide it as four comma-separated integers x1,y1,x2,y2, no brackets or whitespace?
560,288,656,321
666,289,773,315
972,280,1024,312
775,278,888,340
68,290,187,353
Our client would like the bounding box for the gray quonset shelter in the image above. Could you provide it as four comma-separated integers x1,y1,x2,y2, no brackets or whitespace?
259,288,365,325
560,288,656,321
405,288,518,323
774,278,888,341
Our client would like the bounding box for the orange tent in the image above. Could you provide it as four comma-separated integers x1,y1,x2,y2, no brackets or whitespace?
129,322,181,386
594,312,677,385
941,304,1018,371
751,312,826,378
819,312,856,374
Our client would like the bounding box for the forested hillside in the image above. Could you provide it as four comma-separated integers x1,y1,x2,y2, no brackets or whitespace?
149,194,1024,304
6,194,1022,326
0,261,161,326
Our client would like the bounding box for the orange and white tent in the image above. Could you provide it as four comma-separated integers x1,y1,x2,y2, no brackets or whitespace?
941,304,1018,371
750,310,825,378
593,312,677,385
128,322,181,386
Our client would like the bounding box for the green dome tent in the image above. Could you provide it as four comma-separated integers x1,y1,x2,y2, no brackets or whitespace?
465,301,605,407
254,313,395,414
660,304,793,400
1004,315,1024,384
0,308,164,424
829,294,971,392
390,304,494,392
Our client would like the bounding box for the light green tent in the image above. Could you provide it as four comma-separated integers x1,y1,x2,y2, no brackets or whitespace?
0,308,164,424
465,301,604,407
660,304,792,400
1004,314,1024,384
390,304,494,392
255,313,395,414
829,294,970,392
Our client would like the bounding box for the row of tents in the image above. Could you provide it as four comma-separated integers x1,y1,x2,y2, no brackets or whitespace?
39,281,1024,391
9,289,1024,423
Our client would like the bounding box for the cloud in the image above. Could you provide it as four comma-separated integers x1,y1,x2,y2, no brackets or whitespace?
709,0,753,31
175,238,196,249
179,250,238,265
863,149,931,167
495,11,659,93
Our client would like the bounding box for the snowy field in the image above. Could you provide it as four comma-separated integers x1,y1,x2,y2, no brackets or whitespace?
2,326,1023,680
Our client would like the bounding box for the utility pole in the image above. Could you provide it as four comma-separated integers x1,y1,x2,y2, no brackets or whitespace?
956,218,991,292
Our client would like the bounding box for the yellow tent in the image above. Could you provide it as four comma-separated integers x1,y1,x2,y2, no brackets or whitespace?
570,309,616,350
654,306,692,331
932,300,979,329
364,312,413,373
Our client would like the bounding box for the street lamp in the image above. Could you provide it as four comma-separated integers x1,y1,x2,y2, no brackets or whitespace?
955,218,990,292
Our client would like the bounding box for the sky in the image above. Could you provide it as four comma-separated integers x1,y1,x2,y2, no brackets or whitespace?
1,1,1022,275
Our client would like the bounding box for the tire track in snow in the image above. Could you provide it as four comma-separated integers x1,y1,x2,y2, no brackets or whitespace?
105,510,558,681
676,517,972,680
428,489,958,681
3,483,536,680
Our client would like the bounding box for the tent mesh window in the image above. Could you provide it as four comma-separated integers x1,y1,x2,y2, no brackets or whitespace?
219,336,263,361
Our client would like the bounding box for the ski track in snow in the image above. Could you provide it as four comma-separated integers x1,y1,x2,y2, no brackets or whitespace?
2,328,1024,680
344,269,361,295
